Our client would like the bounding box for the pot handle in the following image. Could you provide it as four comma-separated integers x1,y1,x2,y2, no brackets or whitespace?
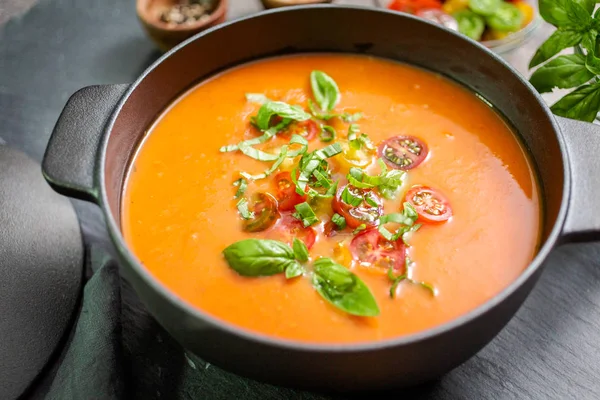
42,84,129,203
557,116,600,242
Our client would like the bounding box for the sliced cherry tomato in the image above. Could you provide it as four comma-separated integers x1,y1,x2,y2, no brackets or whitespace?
332,185,383,229
242,193,280,232
323,221,338,237
285,120,318,141
405,186,452,223
350,228,406,270
271,215,317,249
273,171,307,211
388,0,442,14
378,135,428,170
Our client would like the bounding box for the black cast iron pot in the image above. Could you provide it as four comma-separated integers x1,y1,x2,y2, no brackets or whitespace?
42,5,600,391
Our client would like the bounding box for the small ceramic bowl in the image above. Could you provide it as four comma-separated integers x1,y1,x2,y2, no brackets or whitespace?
137,0,228,52
260,0,332,9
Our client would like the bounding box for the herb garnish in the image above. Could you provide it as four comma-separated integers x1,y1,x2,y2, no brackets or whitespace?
236,198,254,220
387,259,436,299
292,238,310,262
233,178,248,199
346,162,406,200
312,257,380,317
320,125,336,142
331,213,347,229
245,93,270,104
255,101,311,130
222,239,301,277
529,0,600,122
310,70,340,111
378,203,420,242
294,201,319,227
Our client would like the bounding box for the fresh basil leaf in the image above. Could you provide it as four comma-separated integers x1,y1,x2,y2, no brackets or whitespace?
287,134,309,157
346,166,406,199
220,119,291,153
312,258,380,317
575,0,597,14
454,10,486,41
341,112,363,123
469,0,502,17
255,101,311,131
310,70,340,112
245,93,270,104
240,145,289,180
586,35,600,75
320,125,336,142
486,3,524,32
539,0,592,28
551,81,600,121
332,213,347,229
529,29,584,68
294,202,319,227
292,238,309,262
530,54,595,93
315,143,343,159
285,262,304,279
581,29,598,53
223,239,297,277
341,185,363,206
378,203,419,241
236,198,255,220
233,178,248,199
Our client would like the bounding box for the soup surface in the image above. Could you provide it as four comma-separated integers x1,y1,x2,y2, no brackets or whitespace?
122,54,540,343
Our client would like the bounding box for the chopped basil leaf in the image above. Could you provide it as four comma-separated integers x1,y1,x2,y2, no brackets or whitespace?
245,93,270,104
292,238,309,262
285,262,305,279
341,112,363,123
255,101,311,131
315,143,343,159
238,142,279,161
236,198,255,220
347,123,360,142
341,186,363,206
387,264,436,298
240,145,289,180
287,134,309,157
331,213,347,229
295,144,341,195
312,169,332,188
220,119,291,153
222,239,299,277
310,70,340,112
346,164,406,199
294,202,319,227
312,257,380,317
308,99,362,123
364,195,379,208
320,125,336,142
353,224,367,234
347,124,374,151
233,178,248,199
378,203,419,241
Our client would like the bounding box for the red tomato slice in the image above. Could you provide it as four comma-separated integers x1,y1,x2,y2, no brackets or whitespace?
388,0,442,13
284,120,319,141
271,215,317,249
378,135,428,170
332,185,383,229
273,171,307,211
242,193,281,232
405,186,452,223
350,228,406,270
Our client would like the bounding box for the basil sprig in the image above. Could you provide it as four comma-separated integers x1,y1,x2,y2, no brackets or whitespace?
255,101,311,130
529,0,600,122
312,258,380,317
310,70,340,112
222,240,380,316
223,239,302,277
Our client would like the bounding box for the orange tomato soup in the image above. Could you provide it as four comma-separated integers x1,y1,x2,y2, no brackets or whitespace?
122,54,540,343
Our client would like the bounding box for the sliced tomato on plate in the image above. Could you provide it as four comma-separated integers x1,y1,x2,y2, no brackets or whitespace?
271,215,317,249
350,228,406,270
405,186,452,223
332,185,383,229
273,171,307,211
241,193,281,233
378,135,428,170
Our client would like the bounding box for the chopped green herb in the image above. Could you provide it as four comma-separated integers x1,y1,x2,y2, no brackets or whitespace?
320,125,336,142
255,101,311,131
387,264,436,299
294,202,319,227
240,145,289,180
341,112,363,123
312,257,380,317
220,119,291,153
292,238,310,262
236,198,255,220
233,178,248,199
346,163,406,199
310,71,340,111
287,134,309,157
308,99,362,122
331,213,347,229
341,185,363,207
347,124,374,151
378,203,419,241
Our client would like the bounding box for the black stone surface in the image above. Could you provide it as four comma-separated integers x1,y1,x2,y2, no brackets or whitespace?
1,0,600,398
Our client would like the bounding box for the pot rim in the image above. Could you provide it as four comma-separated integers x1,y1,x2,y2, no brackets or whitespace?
99,5,570,352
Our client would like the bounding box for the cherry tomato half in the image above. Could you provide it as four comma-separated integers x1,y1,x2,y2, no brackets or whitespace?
388,0,442,14
273,171,307,211
242,193,280,232
350,228,407,270
405,186,452,223
270,214,317,249
332,185,383,229
378,135,428,170
285,120,319,141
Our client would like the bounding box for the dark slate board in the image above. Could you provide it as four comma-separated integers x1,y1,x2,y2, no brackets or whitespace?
1,0,600,398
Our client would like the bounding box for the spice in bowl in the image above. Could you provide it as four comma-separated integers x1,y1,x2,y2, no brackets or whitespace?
160,0,217,26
